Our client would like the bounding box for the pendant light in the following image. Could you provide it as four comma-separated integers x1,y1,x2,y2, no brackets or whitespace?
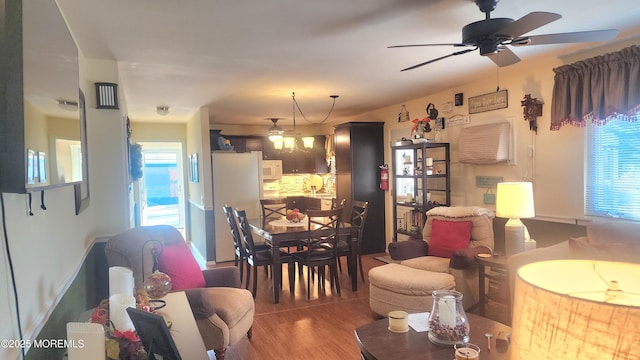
268,118,284,141
268,92,339,151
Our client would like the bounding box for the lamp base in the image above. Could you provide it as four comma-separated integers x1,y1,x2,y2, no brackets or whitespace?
505,218,527,257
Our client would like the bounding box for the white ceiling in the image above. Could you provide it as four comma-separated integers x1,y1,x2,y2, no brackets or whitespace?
55,0,640,127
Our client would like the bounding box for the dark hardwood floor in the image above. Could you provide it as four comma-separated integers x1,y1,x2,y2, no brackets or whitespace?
206,253,388,360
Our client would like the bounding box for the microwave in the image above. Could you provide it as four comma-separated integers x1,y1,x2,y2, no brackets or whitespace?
263,160,283,180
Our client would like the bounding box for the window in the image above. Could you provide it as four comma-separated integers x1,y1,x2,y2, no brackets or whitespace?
585,116,640,221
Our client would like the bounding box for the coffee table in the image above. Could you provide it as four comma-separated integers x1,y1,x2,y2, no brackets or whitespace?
354,313,510,360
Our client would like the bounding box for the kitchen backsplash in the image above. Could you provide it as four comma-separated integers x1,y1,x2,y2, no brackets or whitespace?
264,173,335,197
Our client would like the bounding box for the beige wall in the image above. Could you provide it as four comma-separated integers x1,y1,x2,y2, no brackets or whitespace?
0,52,131,360
347,48,628,247
186,107,211,209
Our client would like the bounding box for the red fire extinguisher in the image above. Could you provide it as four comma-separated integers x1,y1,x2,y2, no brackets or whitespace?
379,164,389,191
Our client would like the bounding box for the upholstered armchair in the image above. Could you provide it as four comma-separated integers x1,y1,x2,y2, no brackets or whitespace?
387,206,494,310
104,225,254,360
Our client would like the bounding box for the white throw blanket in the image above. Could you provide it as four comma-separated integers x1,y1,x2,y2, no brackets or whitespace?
426,206,494,218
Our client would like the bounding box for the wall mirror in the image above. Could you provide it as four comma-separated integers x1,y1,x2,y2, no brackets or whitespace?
0,0,81,193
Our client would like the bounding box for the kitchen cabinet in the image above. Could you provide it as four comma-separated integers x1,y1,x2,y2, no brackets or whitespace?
214,134,263,153
264,135,328,174
334,122,385,254
210,132,328,173
391,142,450,241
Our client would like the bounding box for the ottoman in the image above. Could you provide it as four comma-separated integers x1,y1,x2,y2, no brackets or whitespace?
368,263,455,317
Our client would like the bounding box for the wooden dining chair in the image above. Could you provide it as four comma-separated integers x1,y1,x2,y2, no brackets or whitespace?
222,205,246,283
234,209,293,298
290,207,343,301
335,200,369,283
260,198,287,222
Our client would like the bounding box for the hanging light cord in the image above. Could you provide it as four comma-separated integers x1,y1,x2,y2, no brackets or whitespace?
292,92,338,125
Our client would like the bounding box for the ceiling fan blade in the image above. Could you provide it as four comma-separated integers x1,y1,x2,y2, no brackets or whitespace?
496,12,561,38
486,46,520,67
400,48,476,71
516,29,619,45
389,43,468,48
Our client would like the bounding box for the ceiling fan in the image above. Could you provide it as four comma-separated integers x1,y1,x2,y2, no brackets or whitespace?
389,0,619,71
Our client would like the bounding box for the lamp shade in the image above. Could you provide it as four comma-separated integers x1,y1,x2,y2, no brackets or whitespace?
512,260,640,359
283,137,296,150
496,182,535,219
301,136,315,149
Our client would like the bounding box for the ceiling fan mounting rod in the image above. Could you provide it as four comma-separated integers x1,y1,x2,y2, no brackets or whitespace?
476,0,499,17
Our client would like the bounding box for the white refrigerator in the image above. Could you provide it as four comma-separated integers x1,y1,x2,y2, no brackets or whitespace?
211,151,263,262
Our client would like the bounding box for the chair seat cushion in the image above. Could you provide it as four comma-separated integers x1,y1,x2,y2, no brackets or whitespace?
400,255,451,273
427,219,472,258
203,287,254,329
158,241,206,291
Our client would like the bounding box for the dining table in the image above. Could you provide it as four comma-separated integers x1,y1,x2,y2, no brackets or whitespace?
248,217,359,304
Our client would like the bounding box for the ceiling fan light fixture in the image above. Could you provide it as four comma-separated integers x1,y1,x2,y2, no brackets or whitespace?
273,138,283,150
390,0,618,71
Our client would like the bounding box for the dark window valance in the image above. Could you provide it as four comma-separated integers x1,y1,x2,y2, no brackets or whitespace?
550,45,640,130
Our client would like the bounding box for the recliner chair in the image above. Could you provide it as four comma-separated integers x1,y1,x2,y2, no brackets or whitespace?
105,225,254,360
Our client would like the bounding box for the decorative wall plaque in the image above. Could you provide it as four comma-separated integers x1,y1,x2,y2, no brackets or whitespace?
468,90,508,114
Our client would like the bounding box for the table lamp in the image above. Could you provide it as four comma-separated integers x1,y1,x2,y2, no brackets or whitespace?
496,182,534,257
512,260,640,359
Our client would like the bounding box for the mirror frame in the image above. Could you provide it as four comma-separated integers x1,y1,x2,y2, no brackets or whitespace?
74,89,89,214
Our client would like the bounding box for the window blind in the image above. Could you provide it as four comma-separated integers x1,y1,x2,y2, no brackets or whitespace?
585,117,640,221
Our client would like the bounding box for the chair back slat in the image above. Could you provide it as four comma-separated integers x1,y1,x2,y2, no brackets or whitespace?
223,205,243,254
234,209,260,257
260,198,287,223
350,200,369,247
304,208,343,257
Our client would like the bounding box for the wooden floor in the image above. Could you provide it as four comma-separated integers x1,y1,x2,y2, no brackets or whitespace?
205,253,509,359
206,253,388,360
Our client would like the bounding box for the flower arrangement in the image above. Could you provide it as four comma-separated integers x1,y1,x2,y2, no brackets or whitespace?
89,291,157,360
411,117,432,138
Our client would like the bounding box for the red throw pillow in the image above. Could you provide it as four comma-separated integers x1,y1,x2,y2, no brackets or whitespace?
157,242,206,291
428,219,472,258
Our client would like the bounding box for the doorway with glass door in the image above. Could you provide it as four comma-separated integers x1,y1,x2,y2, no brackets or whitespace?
136,142,185,232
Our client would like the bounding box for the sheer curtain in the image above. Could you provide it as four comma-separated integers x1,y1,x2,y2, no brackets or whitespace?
550,45,640,130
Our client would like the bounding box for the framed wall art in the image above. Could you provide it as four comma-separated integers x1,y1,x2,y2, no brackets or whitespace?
468,90,508,114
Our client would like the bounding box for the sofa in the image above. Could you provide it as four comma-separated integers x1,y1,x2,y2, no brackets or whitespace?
105,225,254,360
369,206,494,316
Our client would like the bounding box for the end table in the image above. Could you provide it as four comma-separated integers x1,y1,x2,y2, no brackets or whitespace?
475,254,511,325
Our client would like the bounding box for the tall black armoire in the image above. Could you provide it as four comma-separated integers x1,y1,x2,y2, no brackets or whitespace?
334,122,386,254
